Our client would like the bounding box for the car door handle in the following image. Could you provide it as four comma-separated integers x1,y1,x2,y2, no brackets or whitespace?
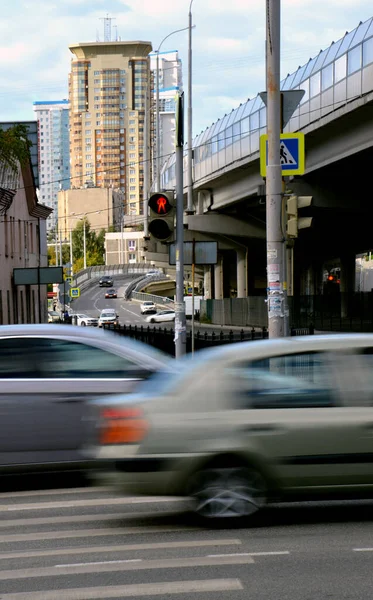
241,425,281,433
55,398,82,404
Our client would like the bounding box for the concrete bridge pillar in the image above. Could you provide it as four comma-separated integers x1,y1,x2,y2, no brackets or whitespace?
214,254,224,300
204,266,212,300
237,249,247,298
340,253,356,318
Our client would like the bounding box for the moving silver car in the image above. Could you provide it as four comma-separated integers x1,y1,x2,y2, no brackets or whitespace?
0,324,172,474
88,334,373,521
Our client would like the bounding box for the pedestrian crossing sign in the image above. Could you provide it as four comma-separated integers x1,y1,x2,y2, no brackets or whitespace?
260,132,305,177
69,287,80,298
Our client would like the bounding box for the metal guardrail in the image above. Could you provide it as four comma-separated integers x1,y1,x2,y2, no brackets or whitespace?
131,291,174,307
71,264,163,289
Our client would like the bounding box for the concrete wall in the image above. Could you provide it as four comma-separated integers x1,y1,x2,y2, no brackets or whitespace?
58,187,117,239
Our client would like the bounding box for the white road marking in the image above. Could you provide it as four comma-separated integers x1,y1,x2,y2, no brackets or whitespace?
353,548,373,552
0,525,200,543
3,496,184,512
0,511,158,528
120,303,145,321
0,486,111,500
56,559,142,568
0,538,242,560
0,578,243,599
0,554,254,581
208,551,290,557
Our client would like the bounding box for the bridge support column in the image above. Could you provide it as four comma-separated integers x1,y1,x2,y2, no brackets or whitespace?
340,253,356,319
214,255,223,300
204,266,212,299
237,249,247,298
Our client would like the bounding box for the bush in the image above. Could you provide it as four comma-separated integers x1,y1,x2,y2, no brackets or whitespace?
199,313,212,324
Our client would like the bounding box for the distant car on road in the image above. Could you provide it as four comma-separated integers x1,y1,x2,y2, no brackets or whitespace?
75,314,99,327
146,310,175,324
0,324,173,475
141,301,156,315
105,288,117,299
48,311,60,323
145,269,161,277
99,309,119,327
99,276,113,287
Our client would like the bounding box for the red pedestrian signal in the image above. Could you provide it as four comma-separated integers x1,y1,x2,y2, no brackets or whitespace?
148,193,172,216
148,191,175,242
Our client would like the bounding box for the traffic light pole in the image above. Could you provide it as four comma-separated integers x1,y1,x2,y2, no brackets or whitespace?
175,94,187,358
265,0,286,338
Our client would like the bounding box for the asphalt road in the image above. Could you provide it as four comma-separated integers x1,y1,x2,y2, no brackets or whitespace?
1,476,373,599
71,278,239,334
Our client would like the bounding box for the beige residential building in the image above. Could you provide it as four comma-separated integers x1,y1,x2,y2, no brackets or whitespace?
57,187,122,240
0,160,52,325
105,231,145,265
68,41,152,218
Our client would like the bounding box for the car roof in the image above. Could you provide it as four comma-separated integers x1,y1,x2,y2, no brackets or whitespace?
0,324,174,370
178,333,373,368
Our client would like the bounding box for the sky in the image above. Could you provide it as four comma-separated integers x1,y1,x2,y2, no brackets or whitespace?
1,0,373,137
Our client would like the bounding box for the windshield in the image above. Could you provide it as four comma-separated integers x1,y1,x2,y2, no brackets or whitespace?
101,312,116,318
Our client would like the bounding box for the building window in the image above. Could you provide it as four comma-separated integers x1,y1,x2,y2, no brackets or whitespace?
128,240,136,251
321,63,333,90
130,178,135,183
348,45,362,75
335,54,347,83
130,194,136,199
363,37,373,66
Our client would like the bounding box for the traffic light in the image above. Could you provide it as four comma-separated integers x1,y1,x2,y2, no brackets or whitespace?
148,191,175,241
286,195,313,238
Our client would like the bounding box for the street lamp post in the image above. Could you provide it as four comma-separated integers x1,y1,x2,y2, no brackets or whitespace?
186,0,194,214
155,26,190,192
83,218,87,270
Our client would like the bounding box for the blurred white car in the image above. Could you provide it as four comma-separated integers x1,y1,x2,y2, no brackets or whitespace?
146,310,175,323
141,301,156,315
48,311,60,323
87,334,373,522
99,309,119,327
76,314,98,327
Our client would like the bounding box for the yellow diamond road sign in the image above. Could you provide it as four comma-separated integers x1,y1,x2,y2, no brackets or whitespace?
260,132,305,177
69,287,80,298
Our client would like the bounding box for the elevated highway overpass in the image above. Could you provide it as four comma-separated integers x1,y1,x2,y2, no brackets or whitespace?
150,16,373,304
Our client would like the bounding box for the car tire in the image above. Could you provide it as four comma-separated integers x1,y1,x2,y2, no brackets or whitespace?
81,322,86,326
187,463,267,522
150,318,155,323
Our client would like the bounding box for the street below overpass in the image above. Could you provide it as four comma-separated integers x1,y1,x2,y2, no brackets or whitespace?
70,276,255,335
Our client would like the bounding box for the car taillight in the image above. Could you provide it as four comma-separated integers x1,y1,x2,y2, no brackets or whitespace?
100,406,148,445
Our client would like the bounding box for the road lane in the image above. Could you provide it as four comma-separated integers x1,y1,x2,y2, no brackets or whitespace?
1,481,373,598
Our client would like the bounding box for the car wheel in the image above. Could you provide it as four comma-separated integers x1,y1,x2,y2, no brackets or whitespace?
81,322,86,326
150,318,155,323
188,464,267,521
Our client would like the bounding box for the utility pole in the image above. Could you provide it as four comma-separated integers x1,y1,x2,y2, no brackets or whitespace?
265,0,286,337
186,0,194,214
143,76,149,238
174,93,186,358
69,229,73,276
155,51,161,192
83,218,87,270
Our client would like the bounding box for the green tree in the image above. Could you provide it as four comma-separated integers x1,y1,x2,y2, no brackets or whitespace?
48,244,70,267
71,218,105,271
0,124,32,173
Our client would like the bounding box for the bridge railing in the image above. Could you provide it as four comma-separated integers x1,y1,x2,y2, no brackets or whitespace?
71,264,162,291
131,291,174,308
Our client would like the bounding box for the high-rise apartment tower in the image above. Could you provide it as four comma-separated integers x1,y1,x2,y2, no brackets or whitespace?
68,41,152,216
33,100,70,231
150,50,182,174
